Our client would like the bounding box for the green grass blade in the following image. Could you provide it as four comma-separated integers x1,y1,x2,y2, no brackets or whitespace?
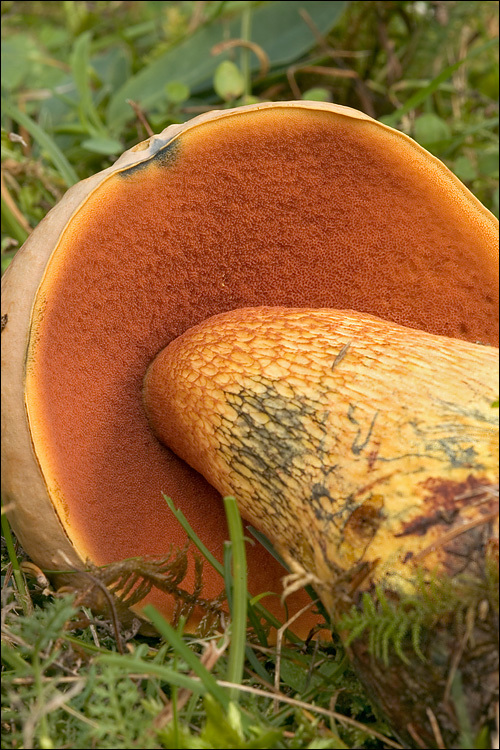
163,494,306,642
1,641,30,672
142,604,231,711
1,99,78,186
1,512,30,615
382,38,498,128
1,197,29,246
163,494,224,577
98,652,209,694
223,497,247,702
70,31,107,136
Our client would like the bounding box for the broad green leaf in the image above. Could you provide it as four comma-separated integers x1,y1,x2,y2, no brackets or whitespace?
478,148,499,178
92,46,132,96
279,657,308,693
1,35,38,91
453,156,477,183
307,738,349,749
107,1,347,127
413,113,451,145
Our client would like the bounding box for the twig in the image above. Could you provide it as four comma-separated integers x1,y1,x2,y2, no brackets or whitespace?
406,722,428,749
72,571,125,654
297,7,375,116
126,99,154,138
425,707,445,750
211,39,270,79
332,341,351,370
412,510,499,564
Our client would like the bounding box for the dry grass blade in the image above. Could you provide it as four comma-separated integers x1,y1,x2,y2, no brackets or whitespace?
274,597,319,712
1,171,32,235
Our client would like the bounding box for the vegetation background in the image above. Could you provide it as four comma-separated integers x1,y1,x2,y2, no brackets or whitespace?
1,1,498,749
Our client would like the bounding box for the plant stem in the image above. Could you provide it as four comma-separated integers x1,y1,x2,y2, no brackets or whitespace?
1,512,31,615
240,8,252,99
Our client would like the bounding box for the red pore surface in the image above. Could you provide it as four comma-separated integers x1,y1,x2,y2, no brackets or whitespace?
26,106,499,623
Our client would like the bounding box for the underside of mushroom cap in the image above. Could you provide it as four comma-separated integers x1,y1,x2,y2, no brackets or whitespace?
2,101,499,628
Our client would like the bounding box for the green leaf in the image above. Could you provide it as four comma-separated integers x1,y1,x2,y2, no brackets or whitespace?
81,136,123,154
92,46,132,96
202,696,244,749
142,604,231,711
107,1,347,127
302,87,331,102
1,198,29,247
413,113,451,145
279,658,308,693
1,35,38,91
98,652,208,693
163,494,224,577
478,148,499,179
70,31,107,136
453,156,477,183
307,738,349,749
1,98,78,186
165,81,191,104
214,61,245,101
1,513,30,615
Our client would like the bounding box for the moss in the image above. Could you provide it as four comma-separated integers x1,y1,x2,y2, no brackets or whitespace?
336,552,499,748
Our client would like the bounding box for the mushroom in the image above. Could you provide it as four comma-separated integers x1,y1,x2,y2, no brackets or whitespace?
2,101,498,649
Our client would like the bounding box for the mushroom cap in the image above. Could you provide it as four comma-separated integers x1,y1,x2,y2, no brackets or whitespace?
1,101,498,628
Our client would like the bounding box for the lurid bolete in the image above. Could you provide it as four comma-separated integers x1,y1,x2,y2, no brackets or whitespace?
2,101,498,745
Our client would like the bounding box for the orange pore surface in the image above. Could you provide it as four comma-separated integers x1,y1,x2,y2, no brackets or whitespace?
26,106,499,628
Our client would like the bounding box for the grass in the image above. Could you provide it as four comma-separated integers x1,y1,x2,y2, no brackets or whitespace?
2,501,396,750
1,1,499,748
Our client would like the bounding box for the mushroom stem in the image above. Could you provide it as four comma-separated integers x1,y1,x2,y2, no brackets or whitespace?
143,305,499,746
143,306,499,610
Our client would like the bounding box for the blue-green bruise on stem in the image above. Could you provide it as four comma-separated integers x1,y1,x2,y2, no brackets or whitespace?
223,496,247,703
